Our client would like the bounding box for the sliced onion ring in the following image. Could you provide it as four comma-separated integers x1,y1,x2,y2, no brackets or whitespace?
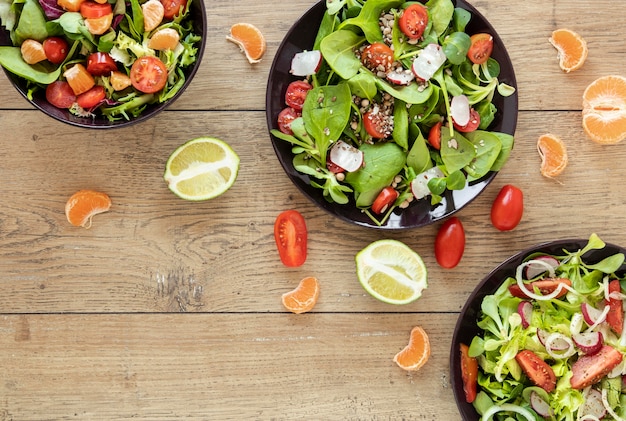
602,388,626,421
515,261,576,300
544,332,575,359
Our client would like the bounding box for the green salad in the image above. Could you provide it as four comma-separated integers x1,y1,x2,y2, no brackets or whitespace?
462,234,626,420
271,0,515,225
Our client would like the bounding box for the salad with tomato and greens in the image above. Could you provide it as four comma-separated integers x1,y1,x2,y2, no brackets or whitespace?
460,234,626,420
270,0,515,225
0,0,201,121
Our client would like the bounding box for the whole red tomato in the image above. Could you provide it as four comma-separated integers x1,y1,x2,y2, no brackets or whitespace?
435,216,465,269
491,185,524,231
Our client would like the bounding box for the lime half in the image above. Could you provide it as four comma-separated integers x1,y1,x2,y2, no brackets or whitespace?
355,239,428,305
164,137,240,201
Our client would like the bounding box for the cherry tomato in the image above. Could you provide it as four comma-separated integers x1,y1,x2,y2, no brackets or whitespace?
460,343,478,403
80,0,112,18
46,81,76,109
491,184,523,231
86,52,117,76
467,33,494,65
274,210,307,267
371,186,399,214
130,56,168,93
515,350,556,393
43,37,69,65
326,160,345,174
284,80,312,112
76,85,106,109
160,0,187,19
427,121,442,150
277,107,301,135
453,108,480,132
399,4,428,40
434,216,465,269
361,42,394,73
363,110,389,139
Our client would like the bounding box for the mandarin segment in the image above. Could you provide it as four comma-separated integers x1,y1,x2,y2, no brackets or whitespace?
65,190,112,228
582,75,626,144
281,276,320,314
20,39,47,64
393,326,431,371
537,134,568,178
549,28,588,73
226,22,266,63
142,0,165,32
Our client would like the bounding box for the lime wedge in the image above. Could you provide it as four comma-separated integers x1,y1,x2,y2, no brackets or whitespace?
355,239,428,305
164,137,240,201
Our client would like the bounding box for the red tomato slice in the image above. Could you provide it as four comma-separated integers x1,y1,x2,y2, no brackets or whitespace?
467,33,494,65
130,56,168,93
434,216,465,269
43,37,69,65
160,0,187,18
86,52,117,76
606,279,624,335
284,80,312,112
427,121,442,150
46,81,76,109
453,108,480,132
571,345,623,389
361,42,394,73
274,210,307,267
515,350,556,393
76,85,106,109
363,110,389,139
399,4,428,40
277,107,301,135
371,186,398,214
460,343,478,403
508,278,572,299
80,1,112,18
490,184,524,231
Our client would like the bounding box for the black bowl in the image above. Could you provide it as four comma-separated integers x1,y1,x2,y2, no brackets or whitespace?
450,238,626,419
0,0,206,129
266,0,518,229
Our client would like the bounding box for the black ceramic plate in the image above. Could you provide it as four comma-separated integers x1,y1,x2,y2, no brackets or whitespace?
0,0,206,129
450,239,626,419
266,0,518,229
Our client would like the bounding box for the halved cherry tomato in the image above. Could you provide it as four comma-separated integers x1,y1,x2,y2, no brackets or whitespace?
277,107,301,135
453,108,480,132
508,278,572,299
274,210,307,267
371,186,398,214
284,80,312,112
363,110,389,139
76,85,106,109
326,161,345,174
399,4,428,40
467,33,494,65
460,343,478,403
130,56,168,93
361,42,394,73
46,81,76,109
515,350,556,393
86,52,117,76
435,216,465,269
427,121,442,150
160,0,187,18
80,0,112,18
491,184,523,231
43,37,69,65
606,279,624,335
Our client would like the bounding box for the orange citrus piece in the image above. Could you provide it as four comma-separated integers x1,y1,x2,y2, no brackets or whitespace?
65,190,112,228
20,39,47,64
549,28,588,73
393,326,431,371
110,71,132,91
582,75,626,144
281,276,320,314
142,0,164,32
537,134,568,178
226,23,266,64
63,63,95,95
84,13,113,35
148,27,180,50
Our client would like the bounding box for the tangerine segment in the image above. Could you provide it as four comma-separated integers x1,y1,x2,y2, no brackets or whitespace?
281,276,320,314
582,75,626,144
226,23,266,63
393,326,431,371
537,134,568,178
65,190,112,228
549,28,588,73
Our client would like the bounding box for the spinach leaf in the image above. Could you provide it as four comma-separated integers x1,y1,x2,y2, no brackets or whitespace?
406,124,432,174
314,9,340,50
425,0,454,37
325,0,346,16
0,46,61,84
375,75,434,104
440,129,475,174
446,170,466,190
463,130,502,180
293,153,352,204
337,0,403,43
14,0,48,43
408,85,441,123
319,29,364,80
345,142,406,195
392,99,408,150
347,71,377,100
490,132,514,171
302,83,352,166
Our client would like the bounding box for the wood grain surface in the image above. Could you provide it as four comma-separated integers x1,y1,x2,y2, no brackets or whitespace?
2,0,626,419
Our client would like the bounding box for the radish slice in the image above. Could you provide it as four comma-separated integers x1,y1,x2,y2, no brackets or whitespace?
290,50,322,76
525,255,559,279
529,391,553,418
518,301,533,329
410,166,445,200
450,95,470,127
573,331,604,355
411,44,446,81
386,69,415,85
328,140,364,172
581,302,609,328
580,388,606,420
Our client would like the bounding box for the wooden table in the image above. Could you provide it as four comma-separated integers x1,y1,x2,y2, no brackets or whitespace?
1,0,625,418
